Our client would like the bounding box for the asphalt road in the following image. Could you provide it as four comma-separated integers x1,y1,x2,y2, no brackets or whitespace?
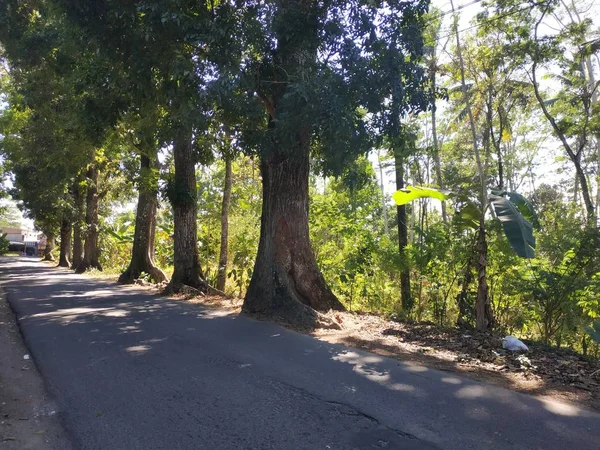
1,257,598,450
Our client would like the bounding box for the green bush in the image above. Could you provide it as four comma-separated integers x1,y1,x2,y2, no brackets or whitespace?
0,233,10,255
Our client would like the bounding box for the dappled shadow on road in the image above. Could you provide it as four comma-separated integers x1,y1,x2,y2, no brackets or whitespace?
0,257,238,355
0,256,598,450
320,343,599,448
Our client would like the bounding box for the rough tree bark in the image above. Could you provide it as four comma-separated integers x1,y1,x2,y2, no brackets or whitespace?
394,149,413,312
164,131,208,294
243,148,344,328
216,154,232,292
43,232,55,261
242,0,343,328
58,218,72,268
71,178,84,270
119,150,167,284
76,166,102,273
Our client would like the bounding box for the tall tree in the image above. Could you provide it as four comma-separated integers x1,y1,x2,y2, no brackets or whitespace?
75,165,102,272
226,0,431,327
450,0,493,330
481,0,598,221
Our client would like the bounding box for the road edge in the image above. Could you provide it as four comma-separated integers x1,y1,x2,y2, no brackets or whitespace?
0,281,73,449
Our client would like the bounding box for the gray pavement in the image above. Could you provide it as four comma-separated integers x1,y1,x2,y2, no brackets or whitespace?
0,256,598,450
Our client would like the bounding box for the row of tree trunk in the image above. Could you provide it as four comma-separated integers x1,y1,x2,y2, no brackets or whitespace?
55,167,103,273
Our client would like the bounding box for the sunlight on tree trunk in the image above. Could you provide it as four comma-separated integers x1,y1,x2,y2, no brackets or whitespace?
76,166,102,273
217,154,232,292
43,232,55,261
119,150,167,284
244,148,344,328
165,131,208,294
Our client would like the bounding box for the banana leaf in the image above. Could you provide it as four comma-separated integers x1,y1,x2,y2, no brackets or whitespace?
490,194,536,258
586,319,600,344
508,192,540,230
453,202,480,230
392,186,449,206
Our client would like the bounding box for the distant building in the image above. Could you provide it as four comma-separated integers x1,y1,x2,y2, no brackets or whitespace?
0,227,41,255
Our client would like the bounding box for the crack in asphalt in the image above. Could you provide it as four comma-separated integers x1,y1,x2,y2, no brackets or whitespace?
270,376,429,445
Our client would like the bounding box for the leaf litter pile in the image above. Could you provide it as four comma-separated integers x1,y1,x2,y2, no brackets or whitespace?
315,311,600,410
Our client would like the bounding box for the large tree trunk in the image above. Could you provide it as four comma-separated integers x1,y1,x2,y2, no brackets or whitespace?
71,178,84,270
243,148,344,328
216,155,233,292
76,166,102,273
394,149,413,312
243,0,342,328
164,131,207,293
43,232,55,261
119,151,167,284
58,218,72,267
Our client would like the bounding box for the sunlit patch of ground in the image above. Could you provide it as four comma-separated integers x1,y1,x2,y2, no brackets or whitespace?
313,310,600,411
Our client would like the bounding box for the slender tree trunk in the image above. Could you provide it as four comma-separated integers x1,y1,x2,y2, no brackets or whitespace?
529,12,595,220
76,166,102,273
165,131,207,293
58,218,72,267
216,155,233,292
430,61,447,224
243,145,344,328
377,150,390,235
119,150,167,284
475,221,493,330
43,232,55,261
394,149,412,312
71,178,84,269
451,0,493,330
456,252,475,327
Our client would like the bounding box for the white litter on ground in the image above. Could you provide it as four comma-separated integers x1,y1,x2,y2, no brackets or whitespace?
502,336,529,352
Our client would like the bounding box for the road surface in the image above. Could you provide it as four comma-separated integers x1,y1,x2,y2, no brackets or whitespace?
1,257,598,449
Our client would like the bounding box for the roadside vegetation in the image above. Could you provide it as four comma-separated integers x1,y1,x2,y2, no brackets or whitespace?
0,0,598,374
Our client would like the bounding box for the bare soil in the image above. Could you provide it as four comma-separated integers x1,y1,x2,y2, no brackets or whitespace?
0,287,72,449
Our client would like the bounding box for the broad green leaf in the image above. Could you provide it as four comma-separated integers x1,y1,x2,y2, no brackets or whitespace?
507,192,540,230
586,319,600,344
490,194,536,258
392,186,448,206
453,202,480,230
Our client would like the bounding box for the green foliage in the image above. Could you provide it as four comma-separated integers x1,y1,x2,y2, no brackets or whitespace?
489,193,536,258
0,233,10,255
392,186,449,206
588,320,600,345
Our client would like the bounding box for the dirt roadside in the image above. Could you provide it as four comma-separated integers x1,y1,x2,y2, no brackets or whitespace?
0,286,72,449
